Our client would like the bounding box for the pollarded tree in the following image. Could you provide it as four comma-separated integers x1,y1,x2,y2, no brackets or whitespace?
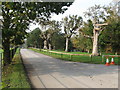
41,30,49,49
39,20,50,49
84,5,108,56
40,20,61,50
62,15,83,52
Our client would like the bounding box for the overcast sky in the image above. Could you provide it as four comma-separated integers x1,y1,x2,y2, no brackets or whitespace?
29,0,113,31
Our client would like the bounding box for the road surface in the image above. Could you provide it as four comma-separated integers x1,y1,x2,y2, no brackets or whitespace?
20,49,118,88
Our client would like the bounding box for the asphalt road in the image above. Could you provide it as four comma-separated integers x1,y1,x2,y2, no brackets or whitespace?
20,49,118,88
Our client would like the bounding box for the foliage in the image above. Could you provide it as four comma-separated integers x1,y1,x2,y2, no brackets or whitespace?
1,2,72,44
99,5,120,53
27,28,43,48
84,4,109,24
71,35,92,52
51,32,66,50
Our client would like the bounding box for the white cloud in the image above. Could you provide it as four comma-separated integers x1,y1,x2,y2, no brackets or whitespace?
28,23,40,32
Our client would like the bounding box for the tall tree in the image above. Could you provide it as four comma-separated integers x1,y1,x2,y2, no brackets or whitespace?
62,15,83,52
2,2,30,65
84,5,108,56
40,20,52,49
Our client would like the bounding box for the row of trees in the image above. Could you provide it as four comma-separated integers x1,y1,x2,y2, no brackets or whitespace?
27,3,120,56
1,2,73,65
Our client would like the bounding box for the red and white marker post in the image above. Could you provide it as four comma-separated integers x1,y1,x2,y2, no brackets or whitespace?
110,56,115,65
105,57,110,66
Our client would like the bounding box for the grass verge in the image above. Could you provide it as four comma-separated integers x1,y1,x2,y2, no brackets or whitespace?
30,48,120,65
2,48,31,89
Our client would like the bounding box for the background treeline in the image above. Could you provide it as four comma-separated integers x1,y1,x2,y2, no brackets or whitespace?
27,27,67,50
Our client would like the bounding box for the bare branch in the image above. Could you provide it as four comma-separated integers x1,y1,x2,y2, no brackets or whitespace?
83,34,93,39
64,26,67,34
95,23,108,26
79,31,93,39
94,27,101,31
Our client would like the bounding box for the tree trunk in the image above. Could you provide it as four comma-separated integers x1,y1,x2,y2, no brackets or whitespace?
87,50,90,53
48,43,52,50
3,40,11,66
48,37,52,50
65,37,69,52
53,46,55,50
43,40,48,49
92,30,99,56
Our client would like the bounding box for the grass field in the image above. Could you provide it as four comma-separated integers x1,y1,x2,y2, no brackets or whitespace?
2,48,31,89
30,48,120,65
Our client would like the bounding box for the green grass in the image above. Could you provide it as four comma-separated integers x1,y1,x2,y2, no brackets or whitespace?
30,48,120,65
0,49,3,53
2,48,31,89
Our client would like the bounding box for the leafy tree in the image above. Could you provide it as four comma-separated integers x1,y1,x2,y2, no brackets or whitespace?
62,15,83,52
27,28,43,48
51,32,66,50
40,20,61,50
1,2,72,65
2,2,30,65
72,37,92,53
99,4,120,54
